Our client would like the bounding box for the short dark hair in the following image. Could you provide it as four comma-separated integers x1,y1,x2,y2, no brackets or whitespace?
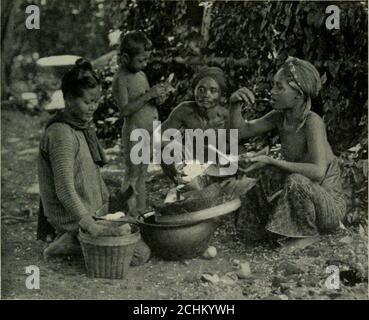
61,58,100,98
119,30,152,58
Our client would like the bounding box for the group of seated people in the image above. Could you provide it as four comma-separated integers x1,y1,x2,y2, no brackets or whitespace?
37,31,346,264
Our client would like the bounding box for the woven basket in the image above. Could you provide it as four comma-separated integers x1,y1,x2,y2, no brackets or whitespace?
78,226,140,279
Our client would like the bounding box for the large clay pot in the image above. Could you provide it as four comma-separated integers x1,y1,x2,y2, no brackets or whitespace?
137,214,218,260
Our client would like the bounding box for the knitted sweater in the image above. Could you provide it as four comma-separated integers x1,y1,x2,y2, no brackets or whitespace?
38,123,109,234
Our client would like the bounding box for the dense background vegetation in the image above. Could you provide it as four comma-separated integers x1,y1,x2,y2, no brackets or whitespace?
2,0,367,227
95,0,368,227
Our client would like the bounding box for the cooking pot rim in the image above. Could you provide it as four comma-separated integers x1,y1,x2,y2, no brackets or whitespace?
137,214,215,228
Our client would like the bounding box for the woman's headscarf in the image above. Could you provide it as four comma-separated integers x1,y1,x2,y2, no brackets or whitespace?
191,66,228,95
281,56,322,131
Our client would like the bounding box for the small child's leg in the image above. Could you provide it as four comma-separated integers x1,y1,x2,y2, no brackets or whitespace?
136,164,149,214
136,179,147,215
127,194,138,217
124,163,140,217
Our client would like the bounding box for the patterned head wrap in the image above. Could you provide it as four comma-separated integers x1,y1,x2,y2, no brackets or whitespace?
281,56,322,131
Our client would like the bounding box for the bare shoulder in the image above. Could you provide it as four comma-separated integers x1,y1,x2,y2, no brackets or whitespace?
112,69,128,91
172,101,196,116
162,101,195,130
138,71,148,80
305,111,326,131
135,71,149,85
113,69,129,85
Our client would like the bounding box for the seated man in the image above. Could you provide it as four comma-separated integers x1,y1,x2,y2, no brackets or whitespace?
156,66,232,182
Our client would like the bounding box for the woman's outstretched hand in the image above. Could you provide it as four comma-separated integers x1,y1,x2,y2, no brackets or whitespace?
249,155,273,164
230,87,255,107
79,216,122,237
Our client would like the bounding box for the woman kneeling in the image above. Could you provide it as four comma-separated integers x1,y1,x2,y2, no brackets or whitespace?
37,59,150,265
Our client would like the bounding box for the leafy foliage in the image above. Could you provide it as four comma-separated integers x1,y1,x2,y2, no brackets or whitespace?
94,1,367,226
97,1,367,149
7,0,364,224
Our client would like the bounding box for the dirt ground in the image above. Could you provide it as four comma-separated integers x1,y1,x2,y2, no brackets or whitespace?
1,107,368,300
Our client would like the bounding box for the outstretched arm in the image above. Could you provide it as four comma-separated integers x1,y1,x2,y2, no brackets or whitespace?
229,88,278,139
160,104,185,133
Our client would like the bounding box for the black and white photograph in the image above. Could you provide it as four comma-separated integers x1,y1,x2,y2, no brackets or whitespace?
1,0,368,302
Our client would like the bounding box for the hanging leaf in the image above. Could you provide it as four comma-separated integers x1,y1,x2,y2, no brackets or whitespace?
358,224,367,238
361,160,368,178
260,18,268,32
327,61,341,78
321,72,328,85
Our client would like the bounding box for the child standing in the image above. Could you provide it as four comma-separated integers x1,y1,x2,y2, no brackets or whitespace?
113,31,166,216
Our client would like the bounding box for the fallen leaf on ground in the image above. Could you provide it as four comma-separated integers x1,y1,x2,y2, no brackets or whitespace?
220,275,237,285
278,236,319,252
339,236,353,244
201,273,220,284
183,273,199,283
276,261,306,276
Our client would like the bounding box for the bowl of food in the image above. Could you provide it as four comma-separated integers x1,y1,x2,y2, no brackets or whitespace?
137,214,218,260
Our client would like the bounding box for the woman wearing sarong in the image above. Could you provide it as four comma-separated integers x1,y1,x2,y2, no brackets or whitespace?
229,57,346,244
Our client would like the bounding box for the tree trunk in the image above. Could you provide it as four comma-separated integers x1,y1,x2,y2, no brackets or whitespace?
201,2,213,47
1,0,23,100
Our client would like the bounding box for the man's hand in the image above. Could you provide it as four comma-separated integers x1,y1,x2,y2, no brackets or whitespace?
230,87,255,107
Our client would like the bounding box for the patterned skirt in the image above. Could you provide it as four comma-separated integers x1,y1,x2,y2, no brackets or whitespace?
235,157,346,244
